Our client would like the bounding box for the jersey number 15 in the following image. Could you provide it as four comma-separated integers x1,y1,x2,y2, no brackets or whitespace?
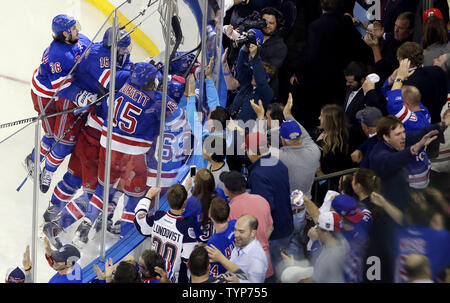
113,96,142,134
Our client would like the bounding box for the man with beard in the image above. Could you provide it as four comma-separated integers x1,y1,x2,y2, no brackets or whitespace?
259,7,288,99
26,14,94,194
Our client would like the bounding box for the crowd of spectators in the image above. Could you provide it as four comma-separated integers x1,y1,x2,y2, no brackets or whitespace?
11,0,450,284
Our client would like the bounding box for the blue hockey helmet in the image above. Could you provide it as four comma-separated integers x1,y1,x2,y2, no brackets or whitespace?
102,27,132,48
130,63,158,87
167,80,185,103
169,52,197,76
52,14,78,37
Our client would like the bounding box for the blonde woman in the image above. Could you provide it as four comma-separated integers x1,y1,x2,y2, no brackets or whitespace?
315,104,354,194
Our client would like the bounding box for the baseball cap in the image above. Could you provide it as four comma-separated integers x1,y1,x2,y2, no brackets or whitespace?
356,106,382,127
423,8,443,24
5,266,26,283
248,28,264,46
219,171,247,192
281,265,314,283
280,120,302,140
242,132,268,153
317,211,343,231
51,244,81,265
331,194,364,223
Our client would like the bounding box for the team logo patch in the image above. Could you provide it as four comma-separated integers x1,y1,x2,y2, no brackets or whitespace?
419,151,425,161
137,212,146,220
188,227,196,239
409,113,417,122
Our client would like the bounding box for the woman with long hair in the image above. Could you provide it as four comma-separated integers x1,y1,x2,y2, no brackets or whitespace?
352,168,382,220
423,15,450,66
183,168,226,243
315,104,354,196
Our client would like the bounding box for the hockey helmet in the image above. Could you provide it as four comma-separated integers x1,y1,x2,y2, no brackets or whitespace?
169,52,197,76
130,62,158,87
52,14,78,37
103,27,132,48
167,80,185,103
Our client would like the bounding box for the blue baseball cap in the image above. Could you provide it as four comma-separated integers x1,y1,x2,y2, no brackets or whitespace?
331,194,363,223
280,120,302,140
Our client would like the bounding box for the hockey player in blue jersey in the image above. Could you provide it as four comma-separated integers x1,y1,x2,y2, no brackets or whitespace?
134,185,197,283
71,62,178,246
26,14,95,194
42,28,134,249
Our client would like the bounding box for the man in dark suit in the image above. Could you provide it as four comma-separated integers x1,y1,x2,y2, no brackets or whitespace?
343,61,384,150
289,0,373,132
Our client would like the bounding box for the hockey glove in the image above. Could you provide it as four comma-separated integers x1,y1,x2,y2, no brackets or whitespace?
75,91,98,107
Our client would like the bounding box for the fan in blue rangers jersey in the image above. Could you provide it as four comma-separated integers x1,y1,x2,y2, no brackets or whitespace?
42,28,134,249
71,62,178,246
26,14,95,194
330,194,372,283
183,168,227,243
207,197,236,277
146,79,191,192
134,185,197,283
385,59,433,189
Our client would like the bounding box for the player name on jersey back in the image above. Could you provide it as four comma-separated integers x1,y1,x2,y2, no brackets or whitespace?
119,83,150,106
152,220,182,243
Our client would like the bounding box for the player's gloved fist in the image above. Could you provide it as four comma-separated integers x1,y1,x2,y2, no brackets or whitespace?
76,91,97,107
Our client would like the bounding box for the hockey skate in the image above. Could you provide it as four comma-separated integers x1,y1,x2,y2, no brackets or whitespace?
43,221,64,249
93,215,114,234
73,218,92,246
40,168,54,194
108,220,121,235
43,203,61,223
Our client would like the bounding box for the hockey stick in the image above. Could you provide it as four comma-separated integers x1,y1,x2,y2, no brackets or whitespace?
120,0,159,30
169,15,183,62
15,88,118,191
0,91,110,131
16,110,89,192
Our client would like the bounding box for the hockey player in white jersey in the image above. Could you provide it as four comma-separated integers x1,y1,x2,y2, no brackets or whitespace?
134,185,197,283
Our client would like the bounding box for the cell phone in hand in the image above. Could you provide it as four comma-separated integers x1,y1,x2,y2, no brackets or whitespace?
190,165,196,177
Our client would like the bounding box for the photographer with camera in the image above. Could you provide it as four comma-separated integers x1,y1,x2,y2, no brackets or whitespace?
228,29,275,123
225,8,287,100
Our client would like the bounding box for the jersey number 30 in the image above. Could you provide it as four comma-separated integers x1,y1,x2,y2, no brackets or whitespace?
113,96,142,134
151,236,177,272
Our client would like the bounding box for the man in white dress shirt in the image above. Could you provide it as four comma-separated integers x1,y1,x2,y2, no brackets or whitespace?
206,214,268,283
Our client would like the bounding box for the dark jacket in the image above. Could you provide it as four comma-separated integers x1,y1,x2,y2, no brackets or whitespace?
368,124,441,210
381,0,419,33
358,135,378,168
230,48,274,122
248,153,293,240
375,32,410,82
260,33,288,98
345,87,386,150
403,66,448,124
296,11,373,87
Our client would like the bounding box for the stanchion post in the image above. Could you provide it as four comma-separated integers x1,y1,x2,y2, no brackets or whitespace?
31,120,41,282
154,0,175,211
100,12,119,263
